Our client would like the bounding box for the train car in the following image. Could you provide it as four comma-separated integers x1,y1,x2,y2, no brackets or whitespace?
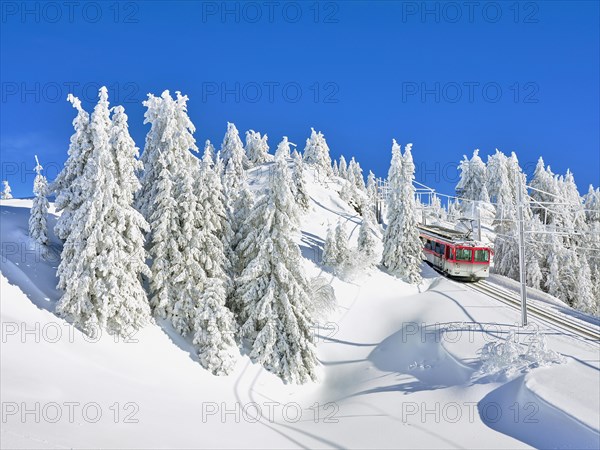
418,224,493,281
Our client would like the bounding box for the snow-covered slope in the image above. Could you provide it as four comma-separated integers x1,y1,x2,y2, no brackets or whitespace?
1,169,599,449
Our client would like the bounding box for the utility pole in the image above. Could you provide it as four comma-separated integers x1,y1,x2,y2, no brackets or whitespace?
477,207,482,241
516,171,528,326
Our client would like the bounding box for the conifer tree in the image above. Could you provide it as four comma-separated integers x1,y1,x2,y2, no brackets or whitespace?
245,130,271,165
275,136,294,159
292,150,310,212
237,153,317,384
338,155,348,179
1,181,12,199
381,141,422,283
56,87,151,337
29,156,49,246
322,224,338,267
53,94,93,239
357,202,377,265
221,122,248,175
303,128,333,179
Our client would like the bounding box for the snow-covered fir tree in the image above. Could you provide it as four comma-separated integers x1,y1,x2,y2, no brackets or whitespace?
245,130,272,165
28,156,49,246
292,150,310,212
574,258,597,316
195,150,238,351
334,220,351,269
366,171,378,214
220,122,248,175
456,149,491,219
584,185,600,223
381,141,422,283
193,276,238,375
544,230,564,300
236,153,318,384
275,136,294,159
339,166,359,210
303,128,333,179
1,180,12,199
52,94,93,240
332,160,339,177
349,157,366,192
338,155,348,179
529,157,555,224
228,169,255,291
357,201,378,266
56,87,151,338
140,91,200,327
146,146,181,319
322,224,338,267
203,139,215,165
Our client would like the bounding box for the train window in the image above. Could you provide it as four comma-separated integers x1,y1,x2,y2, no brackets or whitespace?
475,250,489,262
425,240,432,250
455,248,472,261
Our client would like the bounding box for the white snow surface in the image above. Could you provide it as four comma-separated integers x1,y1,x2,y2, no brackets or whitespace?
1,167,599,449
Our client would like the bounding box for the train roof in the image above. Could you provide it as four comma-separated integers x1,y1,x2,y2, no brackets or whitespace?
417,224,490,248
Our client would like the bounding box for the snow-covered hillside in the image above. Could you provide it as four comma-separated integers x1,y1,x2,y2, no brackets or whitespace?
1,169,599,449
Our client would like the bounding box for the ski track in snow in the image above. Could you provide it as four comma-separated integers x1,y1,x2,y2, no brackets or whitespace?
1,169,599,449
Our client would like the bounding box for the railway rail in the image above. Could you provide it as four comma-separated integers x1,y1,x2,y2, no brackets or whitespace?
464,280,600,342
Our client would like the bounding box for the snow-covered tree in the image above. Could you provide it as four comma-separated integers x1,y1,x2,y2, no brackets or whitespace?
228,170,255,290
221,122,248,175
236,153,318,384
457,149,491,219
28,156,49,245
584,185,600,223
146,147,181,319
544,230,565,301
139,91,201,328
292,150,310,212
53,94,93,239
193,276,238,375
529,157,555,224
56,87,151,338
429,194,445,220
334,220,351,269
303,128,333,179
357,202,377,266
338,155,348,179
275,136,294,159
203,140,215,165
447,199,461,222
137,90,197,218
381,140,422,283
1,180,12,199
366,171,378,213
348,157,366,192
525,216,544,290
245,130,272,165
339,169,359,208
332,160,339,177
322,224,338,267
574,258,597,316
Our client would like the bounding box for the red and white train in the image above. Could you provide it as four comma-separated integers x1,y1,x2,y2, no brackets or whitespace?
418,224,493,281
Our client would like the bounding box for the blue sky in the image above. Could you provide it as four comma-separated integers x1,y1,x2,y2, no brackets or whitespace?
1,1,598,198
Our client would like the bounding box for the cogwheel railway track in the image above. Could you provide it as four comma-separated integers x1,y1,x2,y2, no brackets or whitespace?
465,280,600,342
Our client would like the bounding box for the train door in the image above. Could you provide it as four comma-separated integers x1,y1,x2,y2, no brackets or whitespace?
444,245,454,273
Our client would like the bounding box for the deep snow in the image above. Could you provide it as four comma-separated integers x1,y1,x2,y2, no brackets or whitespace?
1,169,598,449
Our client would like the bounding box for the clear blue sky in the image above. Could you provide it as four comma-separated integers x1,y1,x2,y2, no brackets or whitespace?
1,1,598,198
